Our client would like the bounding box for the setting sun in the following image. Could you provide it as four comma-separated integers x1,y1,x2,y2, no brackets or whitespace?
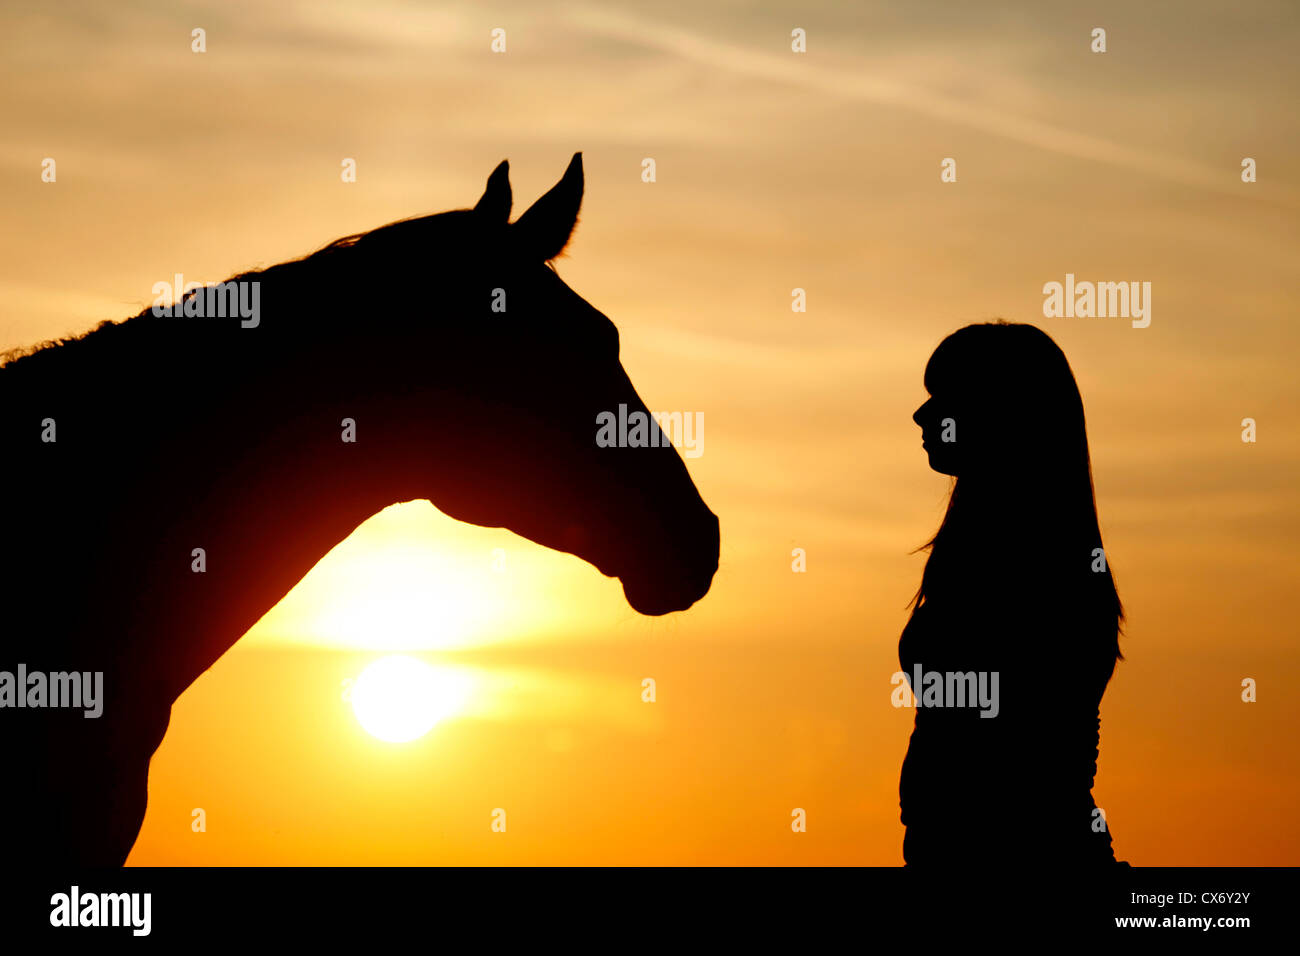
349,655,472,743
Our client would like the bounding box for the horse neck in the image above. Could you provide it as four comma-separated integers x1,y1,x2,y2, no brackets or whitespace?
3,316,447,707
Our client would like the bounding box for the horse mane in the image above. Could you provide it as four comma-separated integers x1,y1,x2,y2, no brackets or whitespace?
0,208,475,374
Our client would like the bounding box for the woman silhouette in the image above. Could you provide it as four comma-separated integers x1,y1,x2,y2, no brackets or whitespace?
900,321,1125,867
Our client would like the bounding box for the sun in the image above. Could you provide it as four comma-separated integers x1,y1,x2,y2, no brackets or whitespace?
350,655,469,742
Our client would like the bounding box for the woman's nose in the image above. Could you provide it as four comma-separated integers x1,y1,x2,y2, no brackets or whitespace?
912,400,931,426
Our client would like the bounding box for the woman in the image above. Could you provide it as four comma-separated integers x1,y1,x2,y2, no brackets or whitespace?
900,321,1125,866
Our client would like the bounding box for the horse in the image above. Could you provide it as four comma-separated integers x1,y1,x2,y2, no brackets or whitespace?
0,153,720,866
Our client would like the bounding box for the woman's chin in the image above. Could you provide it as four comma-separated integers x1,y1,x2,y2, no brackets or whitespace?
925,452,959,477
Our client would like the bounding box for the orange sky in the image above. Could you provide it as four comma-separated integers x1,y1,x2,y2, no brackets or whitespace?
2,1,1297,864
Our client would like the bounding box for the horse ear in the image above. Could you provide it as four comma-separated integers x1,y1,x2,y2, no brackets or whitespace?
474,160,512,223
512,152,583,260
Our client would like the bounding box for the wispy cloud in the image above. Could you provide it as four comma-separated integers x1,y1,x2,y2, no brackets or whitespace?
565,3,1296,207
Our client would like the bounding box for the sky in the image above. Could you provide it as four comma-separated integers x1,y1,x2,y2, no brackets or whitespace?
2,0,1298,864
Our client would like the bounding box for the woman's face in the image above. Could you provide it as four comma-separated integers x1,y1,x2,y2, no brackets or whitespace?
914,356,1025,480
914,328,1078,484
913,391,963,476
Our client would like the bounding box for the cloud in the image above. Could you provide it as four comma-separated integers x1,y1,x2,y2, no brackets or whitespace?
564,3,1297,207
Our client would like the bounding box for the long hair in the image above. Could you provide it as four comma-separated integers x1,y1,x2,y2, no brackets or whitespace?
910,321,1123,663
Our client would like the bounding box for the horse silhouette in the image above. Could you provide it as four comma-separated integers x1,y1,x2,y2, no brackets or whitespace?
0,153,720,866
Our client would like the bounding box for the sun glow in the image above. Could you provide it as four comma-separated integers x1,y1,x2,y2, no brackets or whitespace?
246,501,631,653
349,655,472,742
